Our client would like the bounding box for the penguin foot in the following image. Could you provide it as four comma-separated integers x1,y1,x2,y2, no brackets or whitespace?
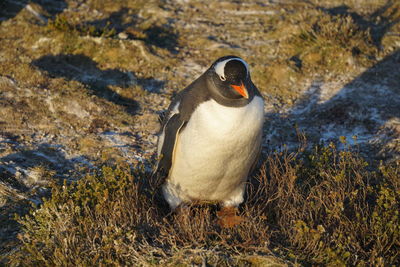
217,207,243,228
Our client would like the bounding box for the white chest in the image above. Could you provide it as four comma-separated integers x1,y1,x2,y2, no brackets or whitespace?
187,96,264,143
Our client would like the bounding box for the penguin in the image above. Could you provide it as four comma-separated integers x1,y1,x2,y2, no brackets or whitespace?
155,55,264,226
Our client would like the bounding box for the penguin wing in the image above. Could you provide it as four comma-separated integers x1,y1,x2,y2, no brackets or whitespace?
155,112,186,175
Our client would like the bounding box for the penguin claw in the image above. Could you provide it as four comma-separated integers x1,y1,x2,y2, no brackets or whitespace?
217,207,244,228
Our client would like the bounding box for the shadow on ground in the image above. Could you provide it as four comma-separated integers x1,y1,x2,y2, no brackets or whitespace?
0,2,179,54
0,0,67,23
86,7,179,54
265,49,400,161
32,54,164,114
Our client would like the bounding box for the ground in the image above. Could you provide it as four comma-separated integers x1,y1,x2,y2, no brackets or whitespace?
0,0,399,266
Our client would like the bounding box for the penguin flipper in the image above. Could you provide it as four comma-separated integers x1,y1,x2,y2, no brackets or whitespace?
154,113,186,176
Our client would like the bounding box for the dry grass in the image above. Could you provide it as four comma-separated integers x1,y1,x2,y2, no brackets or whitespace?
6,143,399,266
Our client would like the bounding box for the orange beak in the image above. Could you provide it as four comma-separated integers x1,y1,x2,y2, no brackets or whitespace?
230,82,249,99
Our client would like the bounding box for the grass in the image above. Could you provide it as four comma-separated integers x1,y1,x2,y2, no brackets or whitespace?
6,143,400,266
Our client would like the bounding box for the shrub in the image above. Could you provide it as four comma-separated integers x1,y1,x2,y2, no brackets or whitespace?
291,11,377,72
8,144,400,266
48,15,116,38
259,144,400,265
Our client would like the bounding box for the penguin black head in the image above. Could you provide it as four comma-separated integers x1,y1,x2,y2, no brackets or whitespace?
210,56,250,100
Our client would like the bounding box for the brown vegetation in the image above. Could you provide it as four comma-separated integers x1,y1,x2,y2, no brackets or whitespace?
8,143,400,266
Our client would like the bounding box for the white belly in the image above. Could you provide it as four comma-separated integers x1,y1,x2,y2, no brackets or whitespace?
164,96,264,208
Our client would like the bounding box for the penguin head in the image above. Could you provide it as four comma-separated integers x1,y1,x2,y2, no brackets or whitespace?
210,56,250,100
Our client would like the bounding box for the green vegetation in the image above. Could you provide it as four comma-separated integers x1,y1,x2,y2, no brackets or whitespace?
8,144,400,266
48,15,117,38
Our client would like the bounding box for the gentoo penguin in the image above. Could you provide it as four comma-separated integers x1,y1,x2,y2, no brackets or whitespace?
155,55,264,226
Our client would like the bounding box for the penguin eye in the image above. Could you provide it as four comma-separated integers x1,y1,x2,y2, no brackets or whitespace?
219,75,226,81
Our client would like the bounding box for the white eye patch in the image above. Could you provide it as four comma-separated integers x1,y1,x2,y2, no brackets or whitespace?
214,57,249,81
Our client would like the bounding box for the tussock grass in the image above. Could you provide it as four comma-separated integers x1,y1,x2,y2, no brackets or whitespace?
48,15,117,38
7,144,400,266
292,13,377,70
